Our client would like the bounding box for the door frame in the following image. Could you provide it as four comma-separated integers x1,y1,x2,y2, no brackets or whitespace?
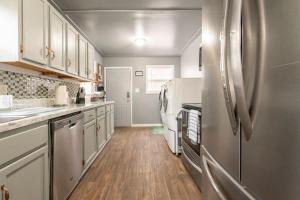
104,67,133,126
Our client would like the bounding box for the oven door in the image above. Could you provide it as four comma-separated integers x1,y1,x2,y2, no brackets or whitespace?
182,109,201,156
181,108,202,190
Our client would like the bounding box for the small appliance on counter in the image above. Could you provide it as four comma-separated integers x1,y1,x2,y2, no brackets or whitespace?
75,87,86,104
95,85,106,98
54,86,69,106
90,93,105,102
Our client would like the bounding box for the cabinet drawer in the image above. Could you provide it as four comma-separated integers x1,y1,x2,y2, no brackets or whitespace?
106,105,111,113
97,106,105,116
110,104,114,111
0,124,48,166
84,109,96,123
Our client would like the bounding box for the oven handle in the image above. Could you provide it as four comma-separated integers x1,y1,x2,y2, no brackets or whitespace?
182,148,202,174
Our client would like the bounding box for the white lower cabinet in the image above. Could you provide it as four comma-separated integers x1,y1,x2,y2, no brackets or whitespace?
97,115,106,150
110,105,114,135
0,147,49,200
83,119,97,168
0,105,115,200
106,111,111,140
0,123,49,200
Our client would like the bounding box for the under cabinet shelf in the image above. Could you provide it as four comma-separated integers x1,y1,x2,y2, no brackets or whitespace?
3,61,91,82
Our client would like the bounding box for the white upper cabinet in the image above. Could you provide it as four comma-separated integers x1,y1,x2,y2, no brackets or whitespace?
0,0,48,64
22,0,48,65
49,6,65,71
87,43,95,80
66,23,78,75
0,0,94,81
79,36,88,78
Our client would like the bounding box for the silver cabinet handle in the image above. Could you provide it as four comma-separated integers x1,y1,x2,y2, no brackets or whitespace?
67,58,71,67
220,0,238,135
45,46,50,58
229,0,252,140
50,49,55,60
203,156,228,200
39,48,43,57
1,185,10,200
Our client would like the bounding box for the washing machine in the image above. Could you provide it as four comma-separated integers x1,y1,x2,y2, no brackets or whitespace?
163,78,203,154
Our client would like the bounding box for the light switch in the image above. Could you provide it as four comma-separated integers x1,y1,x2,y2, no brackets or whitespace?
135,88,140,93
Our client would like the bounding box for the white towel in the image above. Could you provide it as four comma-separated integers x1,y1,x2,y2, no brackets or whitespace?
187,110,200,144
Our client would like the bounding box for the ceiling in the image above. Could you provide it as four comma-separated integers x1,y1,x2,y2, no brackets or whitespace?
53,0,202,57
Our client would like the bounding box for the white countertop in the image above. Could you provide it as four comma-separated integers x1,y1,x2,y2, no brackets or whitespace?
0,101,114,133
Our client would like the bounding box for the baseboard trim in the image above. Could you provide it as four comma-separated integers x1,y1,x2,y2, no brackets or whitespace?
131,123,163,127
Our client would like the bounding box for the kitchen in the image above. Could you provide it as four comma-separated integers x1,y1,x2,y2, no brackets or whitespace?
0,0,299,200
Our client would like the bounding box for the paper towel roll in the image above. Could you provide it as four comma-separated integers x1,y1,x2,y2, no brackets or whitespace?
55,86,69,105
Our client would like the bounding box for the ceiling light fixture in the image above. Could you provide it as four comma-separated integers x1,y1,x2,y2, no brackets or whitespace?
134,37,147,46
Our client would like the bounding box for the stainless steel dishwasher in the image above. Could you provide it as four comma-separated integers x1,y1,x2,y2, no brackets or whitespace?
50,112,84,200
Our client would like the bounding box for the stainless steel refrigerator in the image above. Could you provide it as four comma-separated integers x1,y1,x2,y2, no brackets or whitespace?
201,0,300,199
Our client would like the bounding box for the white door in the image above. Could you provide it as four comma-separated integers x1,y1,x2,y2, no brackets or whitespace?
22,0,47,65
49,6,65,70
78,36,87,78
105,68,132,127
66,24,78,75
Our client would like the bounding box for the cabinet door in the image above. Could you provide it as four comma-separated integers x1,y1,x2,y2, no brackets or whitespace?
0,146,49,200
49,6,65,71
87,44,94,80
22,0,47,65
110,111,114,135
106,112,111,140
78,36,87,78
83,120,97,168
97,116,106,150
66,24,78,75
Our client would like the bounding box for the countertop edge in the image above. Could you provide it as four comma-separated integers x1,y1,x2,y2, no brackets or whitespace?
0,101,115,133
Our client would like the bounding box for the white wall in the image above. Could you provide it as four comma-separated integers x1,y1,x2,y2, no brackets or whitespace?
103,56,180,125
94,50,103,64
180,34,203,78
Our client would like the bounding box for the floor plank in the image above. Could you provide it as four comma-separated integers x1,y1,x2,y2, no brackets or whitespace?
69,127,202,200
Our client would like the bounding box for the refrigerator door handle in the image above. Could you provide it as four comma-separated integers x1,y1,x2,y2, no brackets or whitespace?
203,156,228,200
229,0,253,140
220,0,238,135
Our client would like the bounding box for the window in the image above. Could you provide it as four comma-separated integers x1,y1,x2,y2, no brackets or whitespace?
146,65,175,94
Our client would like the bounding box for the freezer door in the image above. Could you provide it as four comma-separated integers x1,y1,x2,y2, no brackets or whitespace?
202,147,254,200
240,0,300,199
202,0,240,180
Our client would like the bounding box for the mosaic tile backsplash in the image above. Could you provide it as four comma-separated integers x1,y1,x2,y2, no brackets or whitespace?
0,70,80,99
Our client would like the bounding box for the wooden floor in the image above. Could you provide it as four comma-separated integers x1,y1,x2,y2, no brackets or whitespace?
69,127,202,200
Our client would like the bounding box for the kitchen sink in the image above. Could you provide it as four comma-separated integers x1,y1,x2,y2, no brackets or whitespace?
0,107,66,123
